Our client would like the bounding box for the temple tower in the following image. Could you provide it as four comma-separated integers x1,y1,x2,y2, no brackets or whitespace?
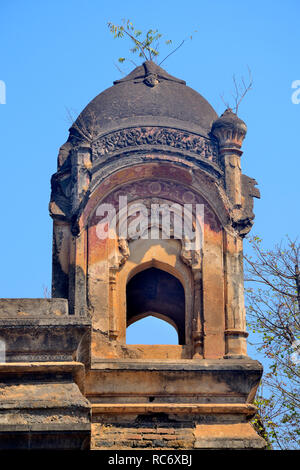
50,61,264,449
0,61,265,449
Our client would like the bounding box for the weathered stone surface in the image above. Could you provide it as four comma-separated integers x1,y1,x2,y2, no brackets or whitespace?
0,305,91,362
194,423,266,449
90,404,265,450
86,359,262,405
0,363,91,449
0,302,91,449
0,298,68,317
70,61,218,144
0,60,264,449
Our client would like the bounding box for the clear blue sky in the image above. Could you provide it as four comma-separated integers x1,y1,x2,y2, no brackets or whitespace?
0,1,299,349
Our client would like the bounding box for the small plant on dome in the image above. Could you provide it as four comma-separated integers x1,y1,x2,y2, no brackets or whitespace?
220,66,253,115
107,19,196,71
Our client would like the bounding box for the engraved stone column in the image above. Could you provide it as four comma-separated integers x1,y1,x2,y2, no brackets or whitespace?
223,232,248,357
71,142,92,214
212,109,248,357
67,143,92,315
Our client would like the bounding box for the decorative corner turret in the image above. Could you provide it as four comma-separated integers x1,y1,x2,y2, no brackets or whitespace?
212,109,248,224
211,108,247,153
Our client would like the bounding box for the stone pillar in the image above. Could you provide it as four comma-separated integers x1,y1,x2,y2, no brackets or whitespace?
52,221,71,298
212,109,248,357
71,142,92,214
67,143,92,315
223,232,248,357
202,225,225,358
68,230,87,316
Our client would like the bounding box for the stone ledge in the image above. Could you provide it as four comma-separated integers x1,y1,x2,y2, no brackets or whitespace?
0,362,86,395
0,317,91,326
0,361,91,449
194,423,266,449
86,361,262,404
0,319,91,363
90,358,263,372
91,403,257,416
0,298,69,317
0,423,91,432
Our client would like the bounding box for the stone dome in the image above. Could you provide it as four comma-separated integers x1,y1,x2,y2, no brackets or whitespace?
70,61,218,140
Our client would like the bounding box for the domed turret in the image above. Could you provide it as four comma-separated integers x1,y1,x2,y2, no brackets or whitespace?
211,108,247,151
70,61,218,141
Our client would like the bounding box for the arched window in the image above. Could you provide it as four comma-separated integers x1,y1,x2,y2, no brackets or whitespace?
126,267,185,344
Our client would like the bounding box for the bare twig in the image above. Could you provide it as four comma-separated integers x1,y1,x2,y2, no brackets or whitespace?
159,39,185,66
220,66,253,114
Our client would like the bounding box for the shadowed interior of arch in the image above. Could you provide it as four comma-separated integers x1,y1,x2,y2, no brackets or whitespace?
126,267,185,345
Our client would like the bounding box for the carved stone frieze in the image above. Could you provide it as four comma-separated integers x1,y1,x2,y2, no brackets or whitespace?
91,127,219,163
97,179,221,233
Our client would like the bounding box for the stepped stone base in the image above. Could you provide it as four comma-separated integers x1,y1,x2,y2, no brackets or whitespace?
91,404,266,450
0,362,91,450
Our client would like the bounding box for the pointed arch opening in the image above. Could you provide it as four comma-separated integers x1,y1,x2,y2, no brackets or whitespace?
126,267,186,344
